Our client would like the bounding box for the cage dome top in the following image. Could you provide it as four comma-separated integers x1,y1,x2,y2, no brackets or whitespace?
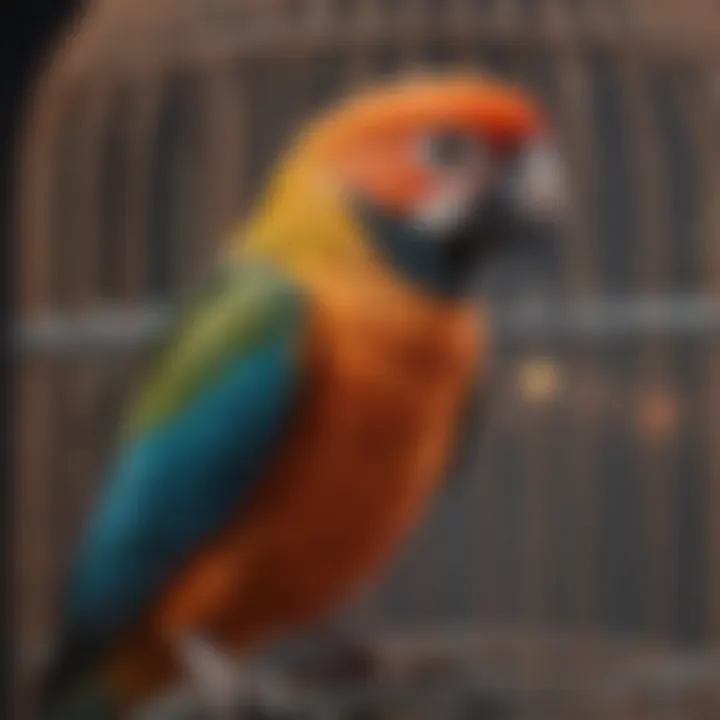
48,0,719,86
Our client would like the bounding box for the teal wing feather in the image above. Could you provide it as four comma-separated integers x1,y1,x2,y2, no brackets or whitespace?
61,260,309,645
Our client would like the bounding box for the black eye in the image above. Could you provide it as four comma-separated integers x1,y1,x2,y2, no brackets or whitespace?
418,131,479,168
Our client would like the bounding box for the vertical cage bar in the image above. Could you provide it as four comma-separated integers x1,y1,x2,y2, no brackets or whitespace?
553,53,600,636
15,68,68,715
620,61,676,640
686,60,720,645
60,86,113,587
123,77,163,300
202,66,248,254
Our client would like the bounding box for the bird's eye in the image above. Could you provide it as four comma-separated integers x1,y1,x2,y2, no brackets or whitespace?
418,131,482,169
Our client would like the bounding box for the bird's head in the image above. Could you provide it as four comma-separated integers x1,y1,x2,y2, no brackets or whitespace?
240,72,565,297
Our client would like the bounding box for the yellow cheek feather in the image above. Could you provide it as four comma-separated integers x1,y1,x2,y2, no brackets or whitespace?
226,156,380,282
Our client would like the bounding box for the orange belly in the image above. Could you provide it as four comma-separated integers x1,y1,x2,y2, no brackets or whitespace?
113,273,483,701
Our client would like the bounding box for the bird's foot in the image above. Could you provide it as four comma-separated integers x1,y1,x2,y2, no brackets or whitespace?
174,635,303,719
239,666,303,718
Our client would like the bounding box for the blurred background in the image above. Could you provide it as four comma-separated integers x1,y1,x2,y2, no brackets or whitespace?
12,0,720,717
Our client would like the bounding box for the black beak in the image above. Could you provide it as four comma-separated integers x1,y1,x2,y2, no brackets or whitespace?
449,141,566,277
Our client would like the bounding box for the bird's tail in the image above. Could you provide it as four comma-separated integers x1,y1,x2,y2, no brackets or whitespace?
39,630,180,720
38,635,120,720
39,681,119,720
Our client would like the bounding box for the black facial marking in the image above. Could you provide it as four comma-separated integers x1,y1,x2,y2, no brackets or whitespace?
353,150,557,297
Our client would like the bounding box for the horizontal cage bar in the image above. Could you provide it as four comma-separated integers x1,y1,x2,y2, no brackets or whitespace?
13,295,720,356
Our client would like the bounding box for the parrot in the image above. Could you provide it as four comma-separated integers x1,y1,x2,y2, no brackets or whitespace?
39,71,564,719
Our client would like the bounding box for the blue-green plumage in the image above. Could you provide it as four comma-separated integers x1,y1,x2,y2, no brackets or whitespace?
42,261,309,717
68,339,297,635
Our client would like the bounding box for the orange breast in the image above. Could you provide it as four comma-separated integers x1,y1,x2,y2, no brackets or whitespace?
152,271,483,653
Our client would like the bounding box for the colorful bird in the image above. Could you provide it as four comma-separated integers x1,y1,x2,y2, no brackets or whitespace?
40,72,563,719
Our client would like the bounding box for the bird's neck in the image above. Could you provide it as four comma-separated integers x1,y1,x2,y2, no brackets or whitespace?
228,167,476,306
231,166,371,277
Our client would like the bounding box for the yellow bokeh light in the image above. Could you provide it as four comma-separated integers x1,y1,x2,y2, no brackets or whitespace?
517,358,562,403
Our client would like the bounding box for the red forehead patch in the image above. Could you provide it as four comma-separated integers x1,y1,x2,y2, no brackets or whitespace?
312,73,547,157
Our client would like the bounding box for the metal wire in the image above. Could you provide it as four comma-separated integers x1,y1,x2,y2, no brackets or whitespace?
115,626,720,719
12,296,720,356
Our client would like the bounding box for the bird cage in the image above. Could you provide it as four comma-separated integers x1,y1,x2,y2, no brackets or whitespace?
14,0,720,716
